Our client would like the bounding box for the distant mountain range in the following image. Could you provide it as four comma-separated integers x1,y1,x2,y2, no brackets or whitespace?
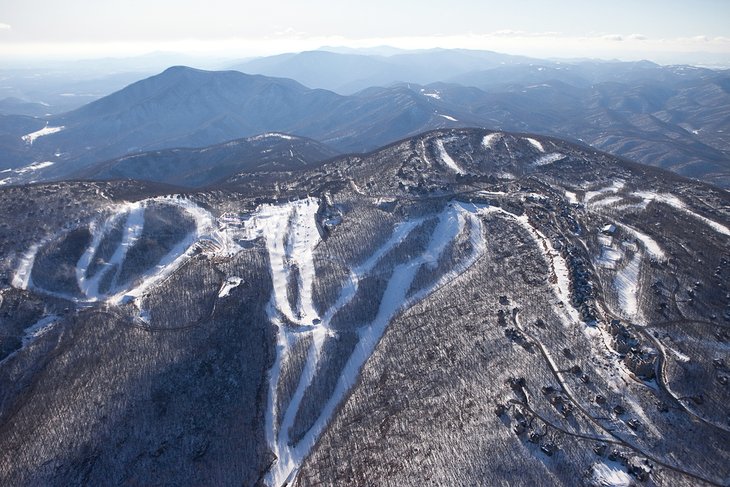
0,49,728,188
229,49,535,94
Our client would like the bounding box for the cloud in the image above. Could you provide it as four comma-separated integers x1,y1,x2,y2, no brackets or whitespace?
0,23,10,31
490,30,562,38
602,34,623,42
627,34,647,41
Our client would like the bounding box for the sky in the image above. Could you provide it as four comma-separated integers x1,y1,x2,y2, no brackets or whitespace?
1,0,729,65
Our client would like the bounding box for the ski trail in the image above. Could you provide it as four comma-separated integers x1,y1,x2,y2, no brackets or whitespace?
15,197,221,305
524,137,544,152
263,211,426,483
76,216,114,297
245,197,321,325
533,152,565,166
615,222,665,261
263,201,487,486
633,191,730,237
480,206,583,327
615,251,642,322
482,132,502,149
585,180,625,204
435,138,465,174
12,243,39,289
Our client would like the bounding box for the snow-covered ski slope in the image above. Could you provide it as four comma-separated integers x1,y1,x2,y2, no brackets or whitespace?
13,196,235,305
258,199,489,486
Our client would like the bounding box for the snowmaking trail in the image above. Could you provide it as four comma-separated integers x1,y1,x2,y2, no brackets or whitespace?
254,199,488,486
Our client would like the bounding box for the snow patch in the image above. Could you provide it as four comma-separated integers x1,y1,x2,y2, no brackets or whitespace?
591,195,623,207
0,161,57,185
564,190,578,204
524,137,544,152
435,138,465,174
591,462,633,487
533,152,564,166
585,181,625,203
482,132,502,149
22,125,64,145
12,243,39,289
21,315,59,346
249,132,295,141
438,114,458,122
14,161,55,174
218,276,243,298
420,89,441,99
596,246,622,270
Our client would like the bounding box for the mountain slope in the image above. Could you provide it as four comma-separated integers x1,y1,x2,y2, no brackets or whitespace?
6,67,465,181
74,133,339,188
1,129,728,486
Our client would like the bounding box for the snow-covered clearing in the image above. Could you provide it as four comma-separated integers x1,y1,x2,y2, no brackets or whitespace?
482,132,502,149
420,89,441,99
435,137,465,174
590,462,633,487
21,125,64,145
218,277,243,298
596,245,623,269
477,190,508,198
249,133,295,141
524,137,544,152
0,161,56,185
14,161,54,174
564,190,578,204
262,200,487,486
591,195,623,207
633,191,730,237
533,152,565,166
0,314,60,366
21,315,59,347
12,243,39,289
584,180,625,204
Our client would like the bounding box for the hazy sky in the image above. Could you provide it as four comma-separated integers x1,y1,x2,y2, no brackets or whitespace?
1,0,729,64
